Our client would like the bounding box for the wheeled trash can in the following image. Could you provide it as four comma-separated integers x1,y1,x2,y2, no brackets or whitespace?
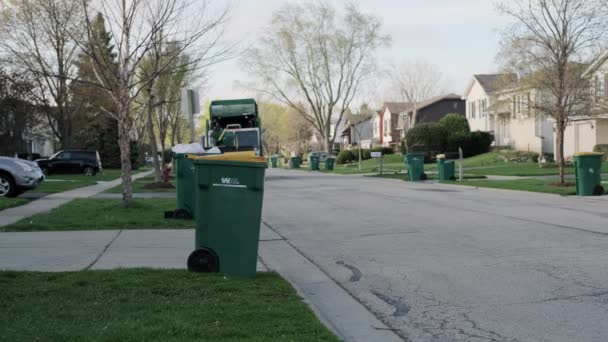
186,153,267,277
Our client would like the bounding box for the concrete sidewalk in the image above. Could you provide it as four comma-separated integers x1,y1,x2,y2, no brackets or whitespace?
0,170,153,227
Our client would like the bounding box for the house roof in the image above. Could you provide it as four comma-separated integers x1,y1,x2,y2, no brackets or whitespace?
464,73,518,97
381,102,412,114
475,74,518,93
341,113,373,133
404,93,462,114
585,50,608,76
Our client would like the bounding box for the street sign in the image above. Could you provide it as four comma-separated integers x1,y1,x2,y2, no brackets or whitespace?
371,152,382,158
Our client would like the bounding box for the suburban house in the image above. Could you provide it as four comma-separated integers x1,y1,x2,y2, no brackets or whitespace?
374,102,410,148
463,74,517,132
464,73,556,155
341,113,373,149
560,50,608,158
399,93,465,134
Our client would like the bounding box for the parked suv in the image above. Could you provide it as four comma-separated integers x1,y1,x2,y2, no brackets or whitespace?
36,150,102,176
0,157,44,197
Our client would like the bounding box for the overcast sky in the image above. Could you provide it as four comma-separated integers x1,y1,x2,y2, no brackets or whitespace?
201,0,510,107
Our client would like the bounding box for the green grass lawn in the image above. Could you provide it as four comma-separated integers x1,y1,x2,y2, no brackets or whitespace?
431,152,608,176
35,180,97,193
329,154,406,174
47,168,150,181
0,197,30,211
105,175,176,193
1,198,192,232
32,168,151,194
0,269,338,342
369,173,487,181
444,178,577,196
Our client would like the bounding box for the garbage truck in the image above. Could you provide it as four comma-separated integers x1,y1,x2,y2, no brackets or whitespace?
204,99,263,156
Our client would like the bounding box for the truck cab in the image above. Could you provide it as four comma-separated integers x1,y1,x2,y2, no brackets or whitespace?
205,99,263,155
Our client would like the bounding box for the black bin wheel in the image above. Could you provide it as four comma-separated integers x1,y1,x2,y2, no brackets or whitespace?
421,173,428,181
187,248,219,273
593,185,605,196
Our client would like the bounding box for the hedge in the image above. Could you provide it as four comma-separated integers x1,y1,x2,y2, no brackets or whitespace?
336,150,355,164
371,146,394,155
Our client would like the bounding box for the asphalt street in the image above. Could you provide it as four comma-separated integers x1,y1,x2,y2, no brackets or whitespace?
2,168,608,341
262,169,608,342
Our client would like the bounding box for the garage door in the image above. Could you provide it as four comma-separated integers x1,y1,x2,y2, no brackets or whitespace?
575,123,595,153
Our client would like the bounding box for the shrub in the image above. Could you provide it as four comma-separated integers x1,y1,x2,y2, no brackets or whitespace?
446,131,493,157
438,114,470,135
351,149,371,160
405,123,448,151
335,150,354,164
370,146,394,155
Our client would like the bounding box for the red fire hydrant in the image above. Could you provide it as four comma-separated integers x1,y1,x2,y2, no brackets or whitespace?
162,164,172,183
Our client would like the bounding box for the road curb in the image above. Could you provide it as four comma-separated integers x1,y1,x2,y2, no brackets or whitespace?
258,220,404,342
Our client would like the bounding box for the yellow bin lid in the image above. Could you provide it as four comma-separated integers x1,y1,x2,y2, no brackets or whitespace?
436,154,446,159
573,152,604,156
186,151,267,163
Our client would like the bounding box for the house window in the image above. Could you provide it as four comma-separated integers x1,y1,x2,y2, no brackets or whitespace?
512,97,517,118
471,101,476,119
605,73,608,98
453,101,458,109
595,75,602,101
480,98,487,116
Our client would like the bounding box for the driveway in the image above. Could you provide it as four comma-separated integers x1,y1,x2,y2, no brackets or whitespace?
262,169,608,342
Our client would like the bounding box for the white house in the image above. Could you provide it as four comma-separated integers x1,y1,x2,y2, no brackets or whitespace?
464,74,554,155
463,74,517,132
560,50,608,158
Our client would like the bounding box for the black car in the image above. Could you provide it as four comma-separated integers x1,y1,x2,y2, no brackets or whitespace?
36,150,103,176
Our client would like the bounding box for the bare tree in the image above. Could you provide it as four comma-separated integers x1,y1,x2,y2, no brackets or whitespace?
79,0,232,206
0,0,85,148
242,2,388,152
497,0,608,184
391,60,444,130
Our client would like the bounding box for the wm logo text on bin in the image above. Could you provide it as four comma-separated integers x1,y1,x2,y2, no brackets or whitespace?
222,177,240,185
213,177,246,188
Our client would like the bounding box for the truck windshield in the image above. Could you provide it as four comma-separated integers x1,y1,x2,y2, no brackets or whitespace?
233,130,260,149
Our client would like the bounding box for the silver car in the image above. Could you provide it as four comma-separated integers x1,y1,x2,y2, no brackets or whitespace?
0,156,44,197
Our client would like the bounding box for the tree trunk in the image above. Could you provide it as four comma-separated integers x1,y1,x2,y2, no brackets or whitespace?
147,89,162,182
556,120,565,185
116,101,133,206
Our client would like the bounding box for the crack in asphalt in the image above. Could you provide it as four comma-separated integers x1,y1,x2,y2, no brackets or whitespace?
336,260,362,282
83,230,122,270
371,290,410,317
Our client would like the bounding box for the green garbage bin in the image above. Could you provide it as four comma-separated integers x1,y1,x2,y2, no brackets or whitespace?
405,152,426,181
573,152,604,196
436,154,455,181
309,155,320,171
187,154,267,277
270,155,278,168
325,157,335,171
172,152,203,219
290,156,300,169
